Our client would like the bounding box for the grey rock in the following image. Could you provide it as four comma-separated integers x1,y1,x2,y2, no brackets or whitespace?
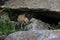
4,30,60,40
0,12,10,20
1,0,60,11
0,35,6,40
25,18,50,30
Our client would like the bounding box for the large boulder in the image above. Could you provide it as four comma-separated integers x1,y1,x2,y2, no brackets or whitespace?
1,0,60,11
4,30,60,40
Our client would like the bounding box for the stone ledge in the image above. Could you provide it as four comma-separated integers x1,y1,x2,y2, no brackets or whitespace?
1,0,60,12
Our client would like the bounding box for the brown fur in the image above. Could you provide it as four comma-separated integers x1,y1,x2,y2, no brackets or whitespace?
17,14,29,23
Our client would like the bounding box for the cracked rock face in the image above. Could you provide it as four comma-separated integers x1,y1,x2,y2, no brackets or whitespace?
1,0,60,11
4,30,60,40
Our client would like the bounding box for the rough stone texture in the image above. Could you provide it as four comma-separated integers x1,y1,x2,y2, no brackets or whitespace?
0,35,6,40
4,30,60,40
25,18,50,30
0,12,10,20
1,0,60,11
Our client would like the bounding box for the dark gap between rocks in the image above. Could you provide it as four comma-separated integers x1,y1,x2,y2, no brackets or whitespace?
9,8,60,25
1,8,60,26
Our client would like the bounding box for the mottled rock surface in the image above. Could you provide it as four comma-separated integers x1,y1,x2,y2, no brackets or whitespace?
0,12,10,20
5,30,60,40
1,0,60,11
0,35,6,40
25,18,50,30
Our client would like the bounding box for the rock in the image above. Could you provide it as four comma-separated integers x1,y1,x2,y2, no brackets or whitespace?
0,35,6,40
0,12,10,20
4,30,60,40
1,0,60,11
25,18,50,30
